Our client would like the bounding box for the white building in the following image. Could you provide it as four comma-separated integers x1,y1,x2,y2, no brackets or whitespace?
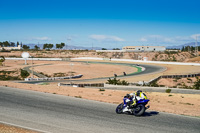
0,45,22,50
123,46,166,52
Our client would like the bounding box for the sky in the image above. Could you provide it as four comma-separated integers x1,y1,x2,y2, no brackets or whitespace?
0,0,200,49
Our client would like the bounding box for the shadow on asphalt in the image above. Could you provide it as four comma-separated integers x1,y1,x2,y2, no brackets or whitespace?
142,111,159,117
118,111,159,117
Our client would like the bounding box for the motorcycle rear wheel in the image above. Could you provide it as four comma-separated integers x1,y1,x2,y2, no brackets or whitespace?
133,104,145,116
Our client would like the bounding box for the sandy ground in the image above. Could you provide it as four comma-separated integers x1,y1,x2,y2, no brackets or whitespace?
33,61,137,79
157,77,200,88
0,124,38,133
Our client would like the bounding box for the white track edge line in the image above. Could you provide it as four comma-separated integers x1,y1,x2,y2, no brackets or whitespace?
0,120,50,133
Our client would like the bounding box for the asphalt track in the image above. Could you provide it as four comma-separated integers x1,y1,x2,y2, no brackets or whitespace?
1,86,200,133
20,61,166,84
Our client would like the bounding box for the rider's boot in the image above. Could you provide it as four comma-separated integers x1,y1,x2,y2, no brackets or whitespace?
122,106,129,112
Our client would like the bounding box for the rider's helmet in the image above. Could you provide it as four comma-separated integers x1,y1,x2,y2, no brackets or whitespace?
124,94,130,98
136,90,142,96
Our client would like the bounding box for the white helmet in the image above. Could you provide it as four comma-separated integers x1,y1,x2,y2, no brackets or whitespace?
130,93,134,96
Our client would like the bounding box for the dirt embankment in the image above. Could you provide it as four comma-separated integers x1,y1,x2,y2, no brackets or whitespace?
1,50,200,62
157,77,200,89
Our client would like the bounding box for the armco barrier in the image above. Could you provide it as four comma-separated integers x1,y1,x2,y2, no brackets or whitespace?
148,73,200,85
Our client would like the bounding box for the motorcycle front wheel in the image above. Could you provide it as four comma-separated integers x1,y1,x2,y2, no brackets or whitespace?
116,103,124,114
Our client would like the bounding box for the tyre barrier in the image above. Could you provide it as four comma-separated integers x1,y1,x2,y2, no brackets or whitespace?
25,74,83,81
58,83,104,88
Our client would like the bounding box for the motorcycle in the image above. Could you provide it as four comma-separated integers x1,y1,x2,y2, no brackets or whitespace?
116,98,150,116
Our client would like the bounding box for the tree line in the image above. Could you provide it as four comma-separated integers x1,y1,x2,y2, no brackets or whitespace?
0,41,66,50
181,46,200,52
0,41,22,47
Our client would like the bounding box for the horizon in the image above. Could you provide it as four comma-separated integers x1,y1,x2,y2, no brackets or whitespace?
0,0,200,49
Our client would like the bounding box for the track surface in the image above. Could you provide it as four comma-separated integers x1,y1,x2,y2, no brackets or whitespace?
1,86,200,133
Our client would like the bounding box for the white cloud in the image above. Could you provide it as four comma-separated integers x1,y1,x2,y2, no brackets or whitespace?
138,34,198,45
32,37,51,41
89,35,124,42
140,38,147,42
139,35,174,44
66,35,79,40
191,34,200,40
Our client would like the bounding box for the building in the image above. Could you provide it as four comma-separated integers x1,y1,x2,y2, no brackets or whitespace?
0,45,22,50
122,46,166,52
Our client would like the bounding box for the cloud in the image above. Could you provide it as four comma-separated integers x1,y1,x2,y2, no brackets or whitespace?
139,35,175,44
140,37,147,42
139,34,199,45
32,37,51,41
191,34,200,40
89,35,124,42
66,35,79,40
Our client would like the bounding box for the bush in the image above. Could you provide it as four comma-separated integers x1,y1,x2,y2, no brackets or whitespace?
193,77,200,90
0,75,20,80
165,89,172,93
20,69,30,78
149,81,159,87
99,88,105,91
0,70,20,80
106,78,129,85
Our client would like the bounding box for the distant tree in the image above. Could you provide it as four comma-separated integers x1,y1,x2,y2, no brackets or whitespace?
0,42,3,47
17,41,19,46
22,45,30,50
184,46,190,52
56,44,60,49
102,48,107,50
49,44,54,49
191,46,195,51
113,48,120,50
43,44,47,49
181,46,185,52
34,45,40,50
60,42,65,49
3,41,10,47
10,42,15,47
43,43,54,50
56,43,65,49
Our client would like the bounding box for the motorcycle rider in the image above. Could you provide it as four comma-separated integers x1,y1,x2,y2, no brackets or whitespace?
131,90,147,107
123,90,147,112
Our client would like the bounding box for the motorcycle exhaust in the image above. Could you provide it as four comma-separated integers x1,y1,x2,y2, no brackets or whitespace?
145,105,150,110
